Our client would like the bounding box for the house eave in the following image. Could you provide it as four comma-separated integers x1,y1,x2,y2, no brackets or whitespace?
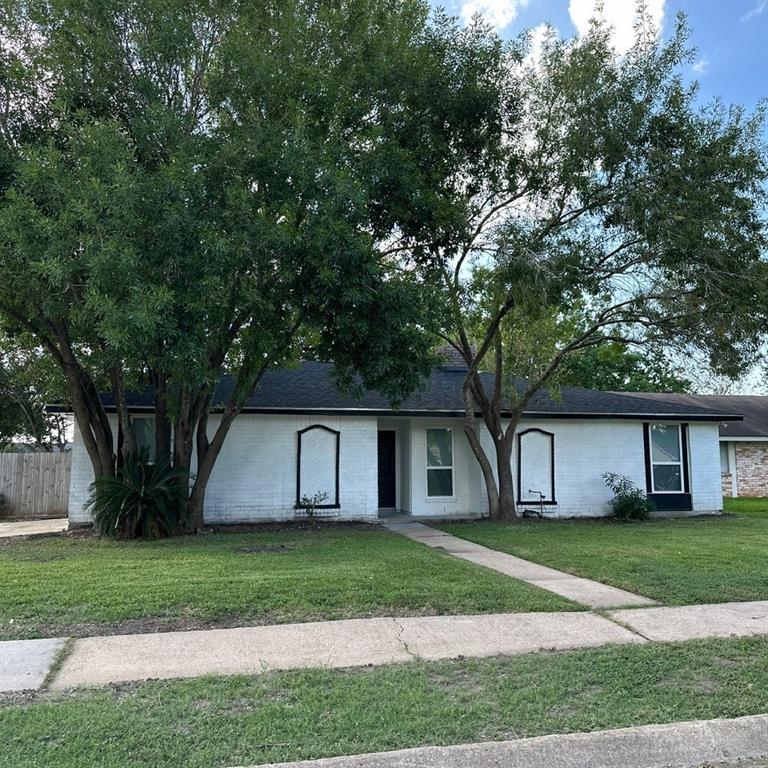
45,404,741,422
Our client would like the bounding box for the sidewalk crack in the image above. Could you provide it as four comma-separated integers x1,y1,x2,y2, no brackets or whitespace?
392,618,416,659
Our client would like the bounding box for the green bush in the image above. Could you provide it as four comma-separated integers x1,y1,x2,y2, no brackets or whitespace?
86,450,185,539
602,472,654,521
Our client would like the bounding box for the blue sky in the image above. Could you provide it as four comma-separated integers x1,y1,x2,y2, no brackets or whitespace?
432,0,767,114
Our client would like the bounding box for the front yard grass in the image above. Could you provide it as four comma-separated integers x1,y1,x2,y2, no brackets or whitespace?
2,636,767,767
436,497,768,605
0,524,576,640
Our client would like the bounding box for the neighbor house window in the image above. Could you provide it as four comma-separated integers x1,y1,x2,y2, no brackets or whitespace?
650,424,684,493
133,417,155,460
720,443,730,473
426,428,453,497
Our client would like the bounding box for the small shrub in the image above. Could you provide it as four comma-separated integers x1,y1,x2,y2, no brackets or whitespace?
296,491,329,519
602,472,654,521
86,449,184,539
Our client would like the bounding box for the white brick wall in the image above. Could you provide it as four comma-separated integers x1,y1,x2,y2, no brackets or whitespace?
688,422,723,512
68,414,379,524
202,414,378,523
404,418,723,519
67,412,724,524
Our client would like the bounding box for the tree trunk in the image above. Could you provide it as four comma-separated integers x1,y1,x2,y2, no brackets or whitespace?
186,405,238,531
496,434,518,520
152,371,172,464
111,366,135,462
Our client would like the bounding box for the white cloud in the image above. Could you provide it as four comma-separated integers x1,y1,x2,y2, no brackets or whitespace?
568,0,665,53
524,22,559,67
741,0,767,22
460,0,529,31
692,56,709,75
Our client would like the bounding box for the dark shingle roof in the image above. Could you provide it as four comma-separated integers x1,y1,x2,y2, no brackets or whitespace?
625,393,767,437
103,361,741,421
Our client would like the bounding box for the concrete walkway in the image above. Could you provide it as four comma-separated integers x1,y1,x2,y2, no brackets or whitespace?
612,601,768,642
48,611,641,690
0,638,66,692
8,598,768,692
243,714,768,768
0,518,67,539
382,520,657,609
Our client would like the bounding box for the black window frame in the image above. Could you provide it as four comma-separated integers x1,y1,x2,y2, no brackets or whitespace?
643,422,692,512
295,424,341,509
516,427,556,506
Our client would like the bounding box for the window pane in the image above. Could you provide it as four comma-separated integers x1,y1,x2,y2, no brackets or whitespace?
720,443,730,473
651,425,680,462
653,464,682,492
133,418,155,459
426,429,452,467
428,468,453,497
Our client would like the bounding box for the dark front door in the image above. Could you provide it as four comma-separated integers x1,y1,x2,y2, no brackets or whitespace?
377,430,397,508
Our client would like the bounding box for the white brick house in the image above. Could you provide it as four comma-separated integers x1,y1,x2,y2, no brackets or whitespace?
633,394,768,499
66,361,739,525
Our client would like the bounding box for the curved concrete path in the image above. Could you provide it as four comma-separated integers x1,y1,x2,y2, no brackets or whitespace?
382,520,657,609
241,714,768,768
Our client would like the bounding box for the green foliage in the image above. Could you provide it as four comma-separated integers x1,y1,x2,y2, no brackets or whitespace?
0,329,69,449
602,472,654,521
560,342,691,392
86,450,184,540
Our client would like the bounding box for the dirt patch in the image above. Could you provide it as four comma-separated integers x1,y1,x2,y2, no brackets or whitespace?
234,544,297,554
204,520,380,534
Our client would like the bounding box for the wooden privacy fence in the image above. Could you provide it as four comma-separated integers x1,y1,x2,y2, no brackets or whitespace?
0,452,71,520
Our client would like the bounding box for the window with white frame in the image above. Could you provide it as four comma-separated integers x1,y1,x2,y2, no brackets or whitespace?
133,417,155,460
650,424,684,493
720,443,730,473
426,428,453,497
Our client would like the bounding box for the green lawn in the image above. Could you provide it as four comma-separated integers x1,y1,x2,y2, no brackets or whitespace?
0,524,576,640
436,498,768,605
1,636,767,767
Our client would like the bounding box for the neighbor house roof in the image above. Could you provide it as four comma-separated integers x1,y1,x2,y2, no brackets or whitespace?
75,361,741,422
626,393,767,438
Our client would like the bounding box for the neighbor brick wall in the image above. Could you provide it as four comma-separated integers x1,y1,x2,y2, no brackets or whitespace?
721,472,733,497
734,442,768,497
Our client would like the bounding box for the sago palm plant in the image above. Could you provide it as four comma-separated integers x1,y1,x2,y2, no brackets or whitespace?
87,449,185,539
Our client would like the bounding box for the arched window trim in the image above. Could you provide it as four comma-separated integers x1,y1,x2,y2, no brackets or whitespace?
516,427,556,505
296,424,341,508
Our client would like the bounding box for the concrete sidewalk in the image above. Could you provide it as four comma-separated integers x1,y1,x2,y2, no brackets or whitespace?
382,520,657,609
611,601,768,642
0,638,66,692
48,611,641,690
0,518,67,539
9,598,768,692
242,714,768,768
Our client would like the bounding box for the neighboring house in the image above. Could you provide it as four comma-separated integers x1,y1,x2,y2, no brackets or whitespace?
632,393,768,499
62,357,740,525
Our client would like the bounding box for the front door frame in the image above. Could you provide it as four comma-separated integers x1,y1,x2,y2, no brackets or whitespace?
377,429,397,510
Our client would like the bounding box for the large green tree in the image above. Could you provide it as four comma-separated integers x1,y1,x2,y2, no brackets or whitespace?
385,12,767,518
558,342,691,392
0,329,69,450
0,0,472,528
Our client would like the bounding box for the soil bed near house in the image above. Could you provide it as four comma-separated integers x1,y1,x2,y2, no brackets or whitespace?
0,525,577,641
435,498,768,606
